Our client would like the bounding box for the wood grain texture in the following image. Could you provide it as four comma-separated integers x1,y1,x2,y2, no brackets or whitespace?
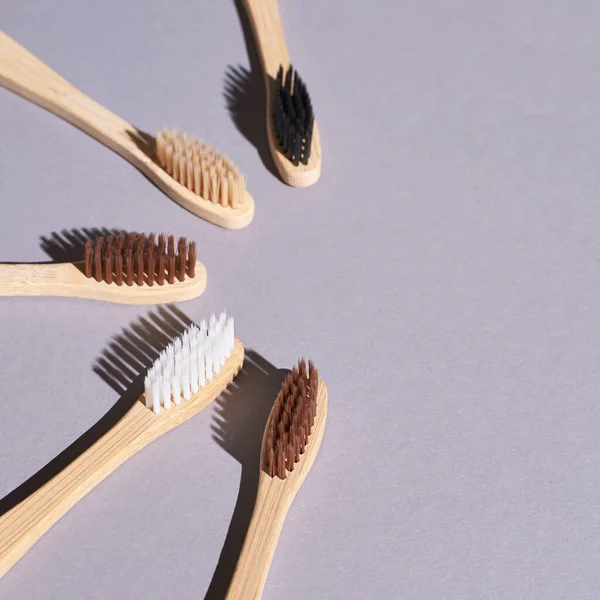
0,32,254,229
0,339,245,579
241,0,322,187
225,379,328,600
0,260,207,304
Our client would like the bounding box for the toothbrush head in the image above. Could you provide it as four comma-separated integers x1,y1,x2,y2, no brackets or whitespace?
143,311,235,414
264,358,320,479
83,233,198,286
156,129,247,209
272,65,314,167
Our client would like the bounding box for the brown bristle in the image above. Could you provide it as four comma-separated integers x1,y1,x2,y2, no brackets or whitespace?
104,249,113,284
177,237,187,281
167,254,176,284
114,250,123,286
155,128,246,207
188,241,197,277
136,249,144,286
84,241,93,278
105,235,114,255
125,248,134,286
147,245,155,286
264,359,319,479
126,233,136,252
138,233,147,252
82,233,198,286
157,254,166,285
157,233,166,256
94,238,103,282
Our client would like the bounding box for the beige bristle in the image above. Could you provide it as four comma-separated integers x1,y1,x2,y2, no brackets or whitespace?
220,174,228,207
155,129,245,207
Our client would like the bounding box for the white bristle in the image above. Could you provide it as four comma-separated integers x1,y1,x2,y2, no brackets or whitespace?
205,343,214,381
162,378,172,410
172,371,181,406
142,313,234,413
198,347,206,386
144,375,153,409
152,378,161,414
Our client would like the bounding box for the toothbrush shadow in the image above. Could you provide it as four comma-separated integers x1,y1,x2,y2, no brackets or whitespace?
226,0,279,180
40,227,123,263
204,351,288,600
0,305,193,517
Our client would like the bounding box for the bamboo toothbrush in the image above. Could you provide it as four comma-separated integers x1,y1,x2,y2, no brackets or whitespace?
0,32,254,230
0,232,207,304
0,312,242,578
225,359,327,599
241,0,321,187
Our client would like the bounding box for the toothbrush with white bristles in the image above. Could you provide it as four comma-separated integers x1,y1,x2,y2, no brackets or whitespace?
0,312,244,579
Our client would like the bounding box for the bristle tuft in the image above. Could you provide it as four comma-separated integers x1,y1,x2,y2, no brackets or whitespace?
272,65,314,166
143,312,235,414
155,129,246,207
264,359,319,479
84,241,93,278
82,233,199,286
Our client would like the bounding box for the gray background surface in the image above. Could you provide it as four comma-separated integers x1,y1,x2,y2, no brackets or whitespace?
1,1,600,598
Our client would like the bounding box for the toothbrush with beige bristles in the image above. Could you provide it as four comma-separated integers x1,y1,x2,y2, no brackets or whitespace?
0,312,243,579
0,232,207,304
0,32,254,229
225,359,328,599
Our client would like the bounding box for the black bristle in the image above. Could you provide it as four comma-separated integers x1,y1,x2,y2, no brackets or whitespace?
272,64,314,165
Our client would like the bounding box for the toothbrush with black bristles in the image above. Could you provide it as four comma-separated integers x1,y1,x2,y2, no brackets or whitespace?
241,0,322,187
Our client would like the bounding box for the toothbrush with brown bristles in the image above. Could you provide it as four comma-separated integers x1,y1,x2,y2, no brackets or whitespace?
225,359,328,600
0,32,254,229
0,233,206,304
0,312,243,579
241,0,322,187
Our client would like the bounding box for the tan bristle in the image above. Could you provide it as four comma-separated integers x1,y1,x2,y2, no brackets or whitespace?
84,241,93,278
265,359,319,480
155,128,246,207
83,233,197,286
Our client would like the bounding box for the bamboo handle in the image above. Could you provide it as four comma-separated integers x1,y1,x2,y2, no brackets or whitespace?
241,0,290,78
0,32,144,163
0,261,208,304
0,403,153,579
0,263,67,295
225,472,293,600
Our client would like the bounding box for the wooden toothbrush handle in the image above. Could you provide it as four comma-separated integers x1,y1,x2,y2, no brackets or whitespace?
0,263,73,297
241,0,290,78
0,403,153,578
225,472,294,600
0,32,144,162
